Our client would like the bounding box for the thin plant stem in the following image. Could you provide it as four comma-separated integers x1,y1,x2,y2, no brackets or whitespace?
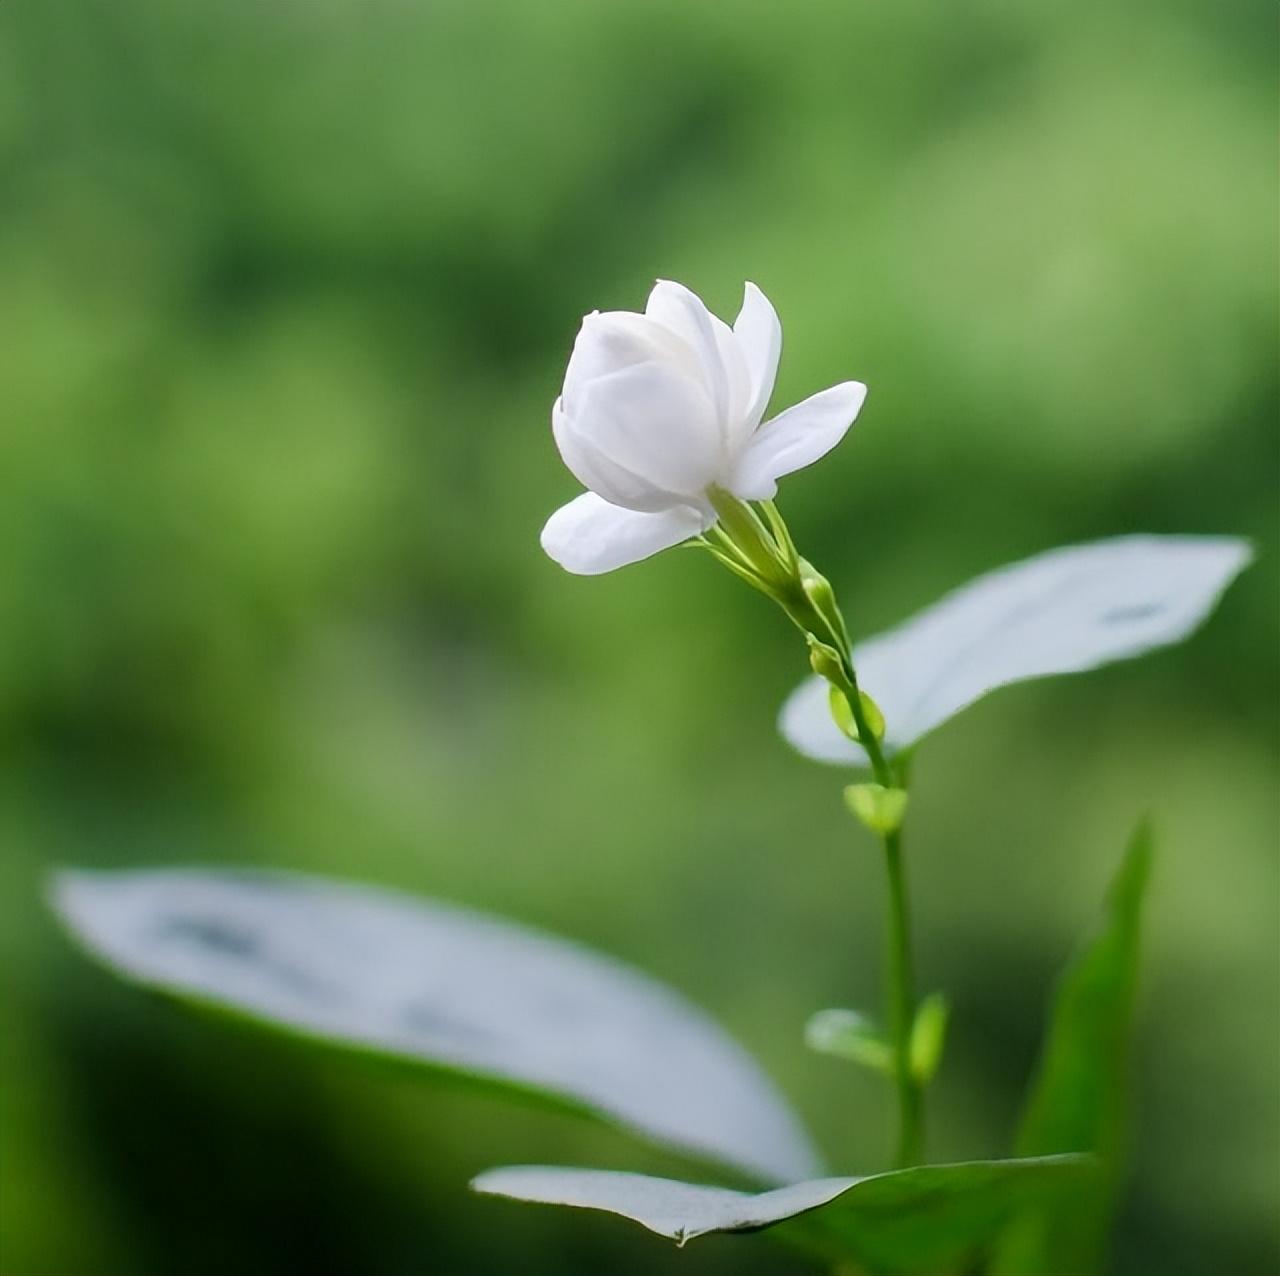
835,657,893,788
785,590,925,1166
837,653,924,1167
704,493,926,1168
836,648,924,1166
882,825,922,1167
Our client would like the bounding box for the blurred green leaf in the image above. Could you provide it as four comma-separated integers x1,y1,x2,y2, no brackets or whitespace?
991,822,1153,1275
805,1008,893,1074
473,1155,1092,1274
49,866,820,1186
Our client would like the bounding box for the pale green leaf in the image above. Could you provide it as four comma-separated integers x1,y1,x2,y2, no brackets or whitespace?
474,1156,1092,1274
50,867,819,1185
782,536,1251,765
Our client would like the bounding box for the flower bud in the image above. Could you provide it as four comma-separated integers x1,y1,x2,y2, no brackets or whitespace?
828,686,886,743
908,992,950,1084
799,558,840,621
806,634,846,683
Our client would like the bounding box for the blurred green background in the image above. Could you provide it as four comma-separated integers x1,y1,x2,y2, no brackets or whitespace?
2,1,1276,1272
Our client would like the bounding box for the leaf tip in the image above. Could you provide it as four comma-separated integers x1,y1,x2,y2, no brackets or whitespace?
1109,819,1155,913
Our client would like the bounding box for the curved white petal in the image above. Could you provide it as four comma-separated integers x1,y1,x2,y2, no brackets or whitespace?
552,398,676,514
645,281,731,429
733,282,782,429
730,381,867,501
566,362,722,505
541,493,710,575
712,318,753,446
563,312,700,415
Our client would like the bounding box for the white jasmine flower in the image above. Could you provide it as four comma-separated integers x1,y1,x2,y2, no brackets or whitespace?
541,280,866,574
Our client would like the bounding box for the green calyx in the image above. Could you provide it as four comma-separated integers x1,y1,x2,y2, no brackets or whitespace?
700,488,799,597
700,492,849,660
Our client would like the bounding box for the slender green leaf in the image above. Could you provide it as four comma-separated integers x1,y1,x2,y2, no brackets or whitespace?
473,1156,1092,1274
50,866,819,1185
991,823,1153,1275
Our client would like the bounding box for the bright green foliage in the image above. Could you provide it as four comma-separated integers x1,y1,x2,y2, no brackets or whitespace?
991,823,1153,1275
798,1156,1093,1275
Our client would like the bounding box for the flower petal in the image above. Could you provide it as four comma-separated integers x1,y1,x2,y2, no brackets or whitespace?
541,493,710,575
730,381,867,501
733,282,782,429
565,361,722,506
713,319,753,444
563,312,701,416
645,281,732,430
552,397,677,513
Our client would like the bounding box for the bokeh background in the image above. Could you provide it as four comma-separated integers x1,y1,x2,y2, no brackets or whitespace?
2,1,1276,1273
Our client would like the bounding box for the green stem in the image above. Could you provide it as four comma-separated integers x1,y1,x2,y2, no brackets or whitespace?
834,650,922,1165
883,825,922,1167
780,584,923,1167
699,492,925,1167
840,653,923,1167
835,657,894,790
786,590,924,1166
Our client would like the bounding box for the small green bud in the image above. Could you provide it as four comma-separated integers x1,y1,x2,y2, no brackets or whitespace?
804,1008,894,1074
799,558,838,614
908,991,950,1084
844,782,909,834
828,686,886,743
829,685,857,737
806,634,846,683
798,557,851,644
859,689,886,740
